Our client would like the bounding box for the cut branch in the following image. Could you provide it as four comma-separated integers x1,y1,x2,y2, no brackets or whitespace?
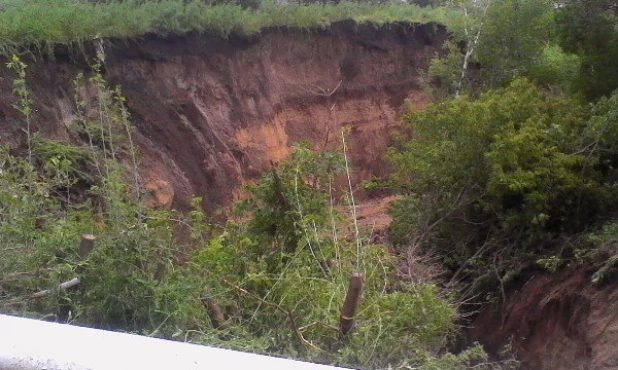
5,278,82,304
29,278,81,299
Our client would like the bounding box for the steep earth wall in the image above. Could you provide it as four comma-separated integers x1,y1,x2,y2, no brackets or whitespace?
0,21,446,212
470,266,618,370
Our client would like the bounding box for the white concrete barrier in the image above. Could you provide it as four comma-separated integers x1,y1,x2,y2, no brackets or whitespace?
0,314,348,370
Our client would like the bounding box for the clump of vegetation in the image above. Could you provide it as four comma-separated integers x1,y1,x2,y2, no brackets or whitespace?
555,0,618,100
183,143,454,368
388,78,618,296
426,0,580,97
0,53,184,331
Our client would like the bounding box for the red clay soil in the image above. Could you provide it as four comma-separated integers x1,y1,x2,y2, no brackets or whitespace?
0,21,446,213
470,265,618,370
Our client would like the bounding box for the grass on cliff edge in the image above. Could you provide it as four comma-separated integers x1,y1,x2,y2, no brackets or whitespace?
0,0,455,48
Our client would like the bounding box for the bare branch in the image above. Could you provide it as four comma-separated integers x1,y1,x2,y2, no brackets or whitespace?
29,278,81,299
4,278,82,305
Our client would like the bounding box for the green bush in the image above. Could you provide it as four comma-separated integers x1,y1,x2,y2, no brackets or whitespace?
427,0,557,96
0,55,199,334
186,143,501,369
527,44,581,92
556,0,618,101
388,79,618,285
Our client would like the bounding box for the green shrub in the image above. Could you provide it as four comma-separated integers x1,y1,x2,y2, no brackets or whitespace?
527,44,581,92
0,55,200,334
388,79,618,287
555,0,618,101
185,142,498,369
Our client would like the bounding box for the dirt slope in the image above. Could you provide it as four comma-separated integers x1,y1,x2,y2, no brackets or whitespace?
0,21,446,212
470,266,618,370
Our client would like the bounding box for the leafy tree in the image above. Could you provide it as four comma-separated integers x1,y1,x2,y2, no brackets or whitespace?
475,0,555,87
388,79,618,291
234,142,343,273
429,0,559,95
526,44,581,91
556,0,618,100
429,0,491,95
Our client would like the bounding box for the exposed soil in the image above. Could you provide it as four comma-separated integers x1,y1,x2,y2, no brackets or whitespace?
470,265,618,370
0,21,446,213
354,195,398,230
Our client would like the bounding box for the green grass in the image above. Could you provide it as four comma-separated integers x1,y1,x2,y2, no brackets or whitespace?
0,0,457,49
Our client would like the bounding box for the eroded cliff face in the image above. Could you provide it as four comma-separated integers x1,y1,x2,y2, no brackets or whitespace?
470,266,618,370
0,21,446,212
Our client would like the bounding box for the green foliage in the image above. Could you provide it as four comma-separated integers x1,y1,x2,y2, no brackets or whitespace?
535,255,563,274
527,44,581,91
32,137,95,189
427,39,464,96
428,0,572,96
0,0,451,50
185,143,497,369
585,218,618,284
0,55,200,334
388,79,618,288
6,55,34,166
587,221,618,255
428,0,618,100
556,0,618,100
234,143,343,271
474,0,555,88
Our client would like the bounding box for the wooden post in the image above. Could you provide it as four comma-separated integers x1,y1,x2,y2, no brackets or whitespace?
339,271,364,336
202,297,226,329
77,234,96,259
